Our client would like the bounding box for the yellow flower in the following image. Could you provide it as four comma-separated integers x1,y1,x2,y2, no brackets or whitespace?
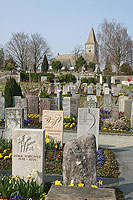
3,149,7,153
9,153,12,158
73,117,75,121
17,176,20,179
4,156,9,160
12,176,17,179
69,183,74,186
78,183,84,187
0,154,3,159
9,179,12,184
103,128,107,130
45,138,50,143
99,180,103,187
45,133,48,138
67,116,70,119
91,185,98,188
42,193,47,198
55,180,62,185
33,169,36,175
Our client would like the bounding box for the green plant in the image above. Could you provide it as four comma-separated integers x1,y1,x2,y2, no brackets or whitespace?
41,55,49,72
52,61,63,71
4,77,22,108
39,87,49,98
0,138,12,152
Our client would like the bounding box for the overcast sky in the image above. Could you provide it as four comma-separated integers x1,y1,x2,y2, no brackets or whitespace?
0,0,132,57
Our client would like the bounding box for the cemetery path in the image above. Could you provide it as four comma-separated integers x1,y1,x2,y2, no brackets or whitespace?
99,134,133,200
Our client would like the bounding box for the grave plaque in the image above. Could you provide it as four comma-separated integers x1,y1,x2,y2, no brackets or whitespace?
12,129,45,185
87,95,97,102
119,96,129,113
63,97,78,117
16,98,28,120
77,108,99,150
111,106,119,119
39,98,51,122
87,85,93,94
42,110,63,144
26,95,39,115
131,103,133,128
5,108,24,139
104,94,111,111
124,99,133,118
0,96,5,119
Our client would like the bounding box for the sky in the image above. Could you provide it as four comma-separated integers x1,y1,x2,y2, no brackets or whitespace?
0,0,132,57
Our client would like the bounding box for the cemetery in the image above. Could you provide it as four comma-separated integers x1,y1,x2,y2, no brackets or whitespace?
0,73,132,200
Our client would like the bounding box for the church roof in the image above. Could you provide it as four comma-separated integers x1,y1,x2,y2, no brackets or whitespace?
85,27,97,44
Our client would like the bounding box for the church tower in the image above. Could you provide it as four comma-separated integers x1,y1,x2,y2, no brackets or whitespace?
85,27,99,62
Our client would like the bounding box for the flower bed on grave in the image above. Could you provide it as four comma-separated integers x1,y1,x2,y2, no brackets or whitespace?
100,109,133,134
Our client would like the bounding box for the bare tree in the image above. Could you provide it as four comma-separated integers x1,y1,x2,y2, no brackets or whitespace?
29,33,52,72
6,32,29,71
97,19,132,75
72,45,84,63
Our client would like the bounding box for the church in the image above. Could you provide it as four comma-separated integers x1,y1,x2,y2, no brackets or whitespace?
53,27,99,70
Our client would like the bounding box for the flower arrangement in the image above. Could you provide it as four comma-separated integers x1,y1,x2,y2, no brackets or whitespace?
64,115,77,129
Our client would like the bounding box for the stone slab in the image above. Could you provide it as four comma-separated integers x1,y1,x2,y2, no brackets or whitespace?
12,129,45,185
131,103,133,128
0,96,5,119
46,185,116,200
124,99,133,118
111,106,119,120
26,95,39,115
104,94,111,111
104,87,109,95
15,98,28,120
77,108,99,150
39,98,51,122
13,96,21,107
5,108,24,139
42,110,63,144
119,96,129,113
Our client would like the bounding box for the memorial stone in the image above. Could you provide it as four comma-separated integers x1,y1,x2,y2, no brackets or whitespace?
119,96,129,113
87,85,93,94
84,99,96,108
12,129,45,185
63,97,78,117
50,97,58,110
104,87,109,95
87,95,97,102
63,134,97,186
117,84,122,93
112,87,119,97
111,76,115,84
124,99,133,118
104,94,111,111
26,95,39,115
13,96,21,107
41,76,47,82
39,98,51,122
100,74,102,84
57,90,62,110
5,108,24,139
103,83,108,92
42,110,63,144
15,98,28,120
96,83,101,96
131,103,133,128
0,95,5,119
111,106,119,119
77,108,99,150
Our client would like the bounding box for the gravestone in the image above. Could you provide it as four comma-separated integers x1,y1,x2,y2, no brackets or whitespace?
5,108,24,139
100,74,102,84
45,185,116,200
63,85,68,94
77,108,99,150
96,83,101,96
111,106,119,119
63,134,97,186
63,97,78,117
57,90,62,110
15,98,28,120
42,110,63,144
0,94,5,119
117,84,122,93
87,95,97,102
87,85,93,94
111,76,115,84
26,95,39,115
70,86,75,95
104,87,109,95
50,97,58,110
131,103,133,128
119,96,129,113
124,99,133,118
112,88,119,97
12,129,45,185
41,76,47,82
104,94,111,111
103,83,108,92
84,99,96,108
39,98,51,122
13,96,21,107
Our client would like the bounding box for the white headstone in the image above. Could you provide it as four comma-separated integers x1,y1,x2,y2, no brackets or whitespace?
131,103,133,129
119,96,129,113
12,129,45,185
104,87,109,95
100,75,102,84
87,85,93,94
104,94,111,111
111,77,115,84
0,96,5,119
77,108,99,150
87,95,97,102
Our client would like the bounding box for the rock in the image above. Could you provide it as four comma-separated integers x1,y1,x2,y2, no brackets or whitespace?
63,134,97,186
45,185,116,200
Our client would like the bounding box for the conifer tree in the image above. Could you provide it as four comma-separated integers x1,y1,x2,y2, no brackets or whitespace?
41,55,49,72
4,78,22,108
